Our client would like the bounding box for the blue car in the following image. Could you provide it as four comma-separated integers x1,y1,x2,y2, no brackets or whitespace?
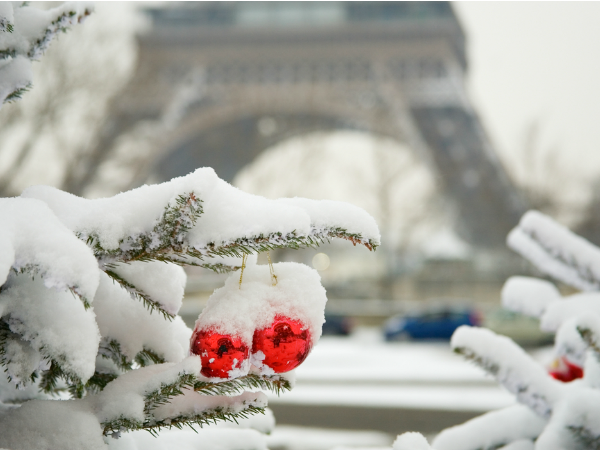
383,308,482,341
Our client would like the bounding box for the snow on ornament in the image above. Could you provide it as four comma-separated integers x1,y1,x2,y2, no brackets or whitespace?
191,258,327,379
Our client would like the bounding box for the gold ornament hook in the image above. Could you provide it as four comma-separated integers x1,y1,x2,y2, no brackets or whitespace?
267,251,278,286
238,253,247,289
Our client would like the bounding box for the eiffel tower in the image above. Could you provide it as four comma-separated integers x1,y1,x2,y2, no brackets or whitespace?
101,1,527,249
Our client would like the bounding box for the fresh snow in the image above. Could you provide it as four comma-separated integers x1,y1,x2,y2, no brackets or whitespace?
93,271,191,363
451,326,565,418
501,276,561,318
23,168,379,256
432,405,545,450
0,2,93,107
507,210,600,291
0,274,100,383
0,197,99,301
110,261,187,316
393,432,434,450
195,262,327,355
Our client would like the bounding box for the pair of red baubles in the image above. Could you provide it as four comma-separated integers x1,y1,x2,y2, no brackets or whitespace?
190,315,312,378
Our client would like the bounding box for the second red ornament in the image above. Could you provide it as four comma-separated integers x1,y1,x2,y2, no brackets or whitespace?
252,315,312,373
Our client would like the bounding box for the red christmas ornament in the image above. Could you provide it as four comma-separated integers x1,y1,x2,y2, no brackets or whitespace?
252,315,312,373
190,328,249,378
548,356,584,383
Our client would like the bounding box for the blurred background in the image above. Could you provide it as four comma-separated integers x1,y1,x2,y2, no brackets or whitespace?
2,2,600,447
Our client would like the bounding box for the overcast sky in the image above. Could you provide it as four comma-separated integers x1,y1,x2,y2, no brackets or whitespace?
455,2,600,182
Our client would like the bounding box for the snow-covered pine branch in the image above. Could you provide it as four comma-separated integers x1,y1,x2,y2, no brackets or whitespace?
0,5,382,447
420,209,600,450
501,276,561,318
0,168,379,448
0,2,93,107
22,167,380,271
451,326,566,418
433,404,546,450
507,210,600,291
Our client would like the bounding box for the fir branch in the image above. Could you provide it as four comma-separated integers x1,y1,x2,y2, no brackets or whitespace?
102,405,266,438
0,17,14,33
101,371,272,437
104,269,174,320
528,227,600,289
144,372,197,415
453,346,501,377
0,319,24,386
568,425,600,450
135,348,166,367
197,262,241,273
84,192,203,266
98,338,166,373
0,49,16,59
85,192,376,269
194,373,293,397
98,338,132,372
454,342,557,419
101,416,144,438
0,317,88,395
201,226,377,261
38,359,84,398
312,226,378,251
143,404,266,435
577,325,600,363
85,371,119,395
10,265,91,309
26,6,93,60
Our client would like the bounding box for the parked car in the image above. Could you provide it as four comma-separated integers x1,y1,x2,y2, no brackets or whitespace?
322,314,354,336
383,308,482,341
483,309,554,347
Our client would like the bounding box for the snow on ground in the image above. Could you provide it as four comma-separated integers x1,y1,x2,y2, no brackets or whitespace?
267,328,527,412
266,426,393,450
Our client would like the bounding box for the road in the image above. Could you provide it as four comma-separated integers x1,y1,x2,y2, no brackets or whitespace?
260,329,549,439
269,404,482,435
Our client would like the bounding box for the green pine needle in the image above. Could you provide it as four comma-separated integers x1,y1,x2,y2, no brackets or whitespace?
453,346,500,377
104,269,175,320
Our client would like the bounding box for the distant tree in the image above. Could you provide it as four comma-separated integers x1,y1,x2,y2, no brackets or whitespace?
0,3,140,197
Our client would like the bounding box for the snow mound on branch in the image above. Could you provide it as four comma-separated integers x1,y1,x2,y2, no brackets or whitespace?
22,168,308,251
111,261,186,315
507,210,600,291
502,276,561,318
433,404,545,450
2,337,43,386
110,428,268,450
277,197,380,246
540,292,600,332
0,399,106,450
393,432,434,450
499,440,535,450
195,262,327,347
23,167,379,253
451,326,565,418
535,388,600,450
2,2,94,60
0,56,31,104
152,389,267,422
94,271,191,363
89,357,202,424
0,274,100,382
0,198,99,301
553,318,587,367
0,2,94,107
